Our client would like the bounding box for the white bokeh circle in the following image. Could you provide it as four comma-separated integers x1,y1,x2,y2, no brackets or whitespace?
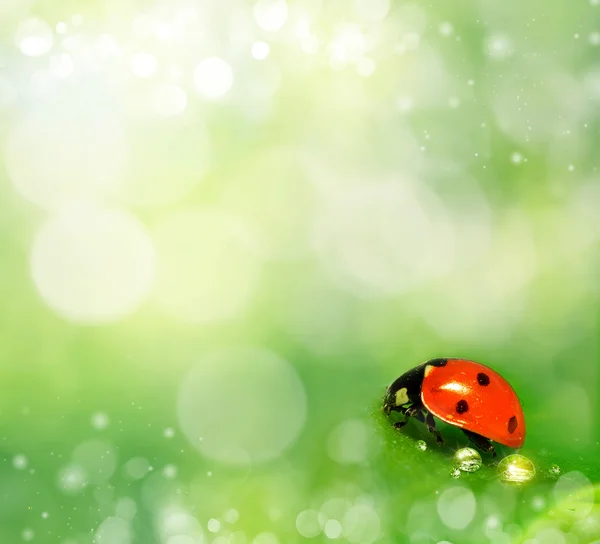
157,505,204,544
193,57,234,99
117,119,210,207
15,18,53,57
437,486,476,530
253,0,288,32
30,206,155,323
177,347,307,465
342,503,381,544
327,419,370,465
95,517,132,544
57,464,88,495
72,440,117,485
153,209,260,324
313,179,455,297
221,148,323,260
5,105,128,211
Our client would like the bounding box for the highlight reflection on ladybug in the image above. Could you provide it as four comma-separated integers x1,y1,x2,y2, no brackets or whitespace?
383,358,526,456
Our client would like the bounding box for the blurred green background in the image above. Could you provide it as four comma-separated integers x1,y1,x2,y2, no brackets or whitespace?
1,0,600,542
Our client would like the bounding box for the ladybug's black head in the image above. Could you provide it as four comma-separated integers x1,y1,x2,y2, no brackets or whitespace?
382,386,400,415
382,359,449,414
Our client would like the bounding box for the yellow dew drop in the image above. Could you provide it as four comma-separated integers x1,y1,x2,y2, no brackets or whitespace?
497,454,536,484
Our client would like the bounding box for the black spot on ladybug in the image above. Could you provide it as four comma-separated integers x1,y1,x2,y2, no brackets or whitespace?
477,372,490,386
508,416,518,434
456,400,469,414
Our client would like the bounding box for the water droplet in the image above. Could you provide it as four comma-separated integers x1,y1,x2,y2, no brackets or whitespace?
450,468,461,479
416,440,427,451
497,454,536,484
548,464,561,478
453,448,482,473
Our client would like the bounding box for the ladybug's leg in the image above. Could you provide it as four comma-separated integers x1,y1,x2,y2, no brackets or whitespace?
392,405,422,430
425,412,444,445
462,429,496,457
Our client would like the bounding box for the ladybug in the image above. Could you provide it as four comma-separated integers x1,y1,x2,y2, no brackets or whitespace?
383,358,526,456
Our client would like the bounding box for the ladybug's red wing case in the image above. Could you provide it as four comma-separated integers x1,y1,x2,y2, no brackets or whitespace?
420,359,526,448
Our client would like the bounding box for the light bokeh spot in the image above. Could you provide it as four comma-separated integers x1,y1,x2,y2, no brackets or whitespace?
296,509,323,538
156,505,204,544
72,440,117,485
342,504,381,544
124,457,151,480
327,419,370,465
95,517,132,544
194,57,234,99
355,0,389,22
153,209,260,324
177,348,307,465
117,119,209,207
92,412,110,430
324,519,342,539
30,206,155,323
151,84,188,117
207,519,221,533
221,148,322,260
251,41,270,60
50,53,74,78
13,454,28,470
15,18,53,56
5,104,128,211
57,464,88,495
486,34,514,60
254,0,288,32
253,533,279,544
553,471,595,519
314,179,455,297
437,486,476,530
116,498,138,521
533,528,566,544
131,52,158,78
163,465,178,479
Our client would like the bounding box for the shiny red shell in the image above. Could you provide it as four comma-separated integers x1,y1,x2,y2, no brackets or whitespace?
421,359,526,448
